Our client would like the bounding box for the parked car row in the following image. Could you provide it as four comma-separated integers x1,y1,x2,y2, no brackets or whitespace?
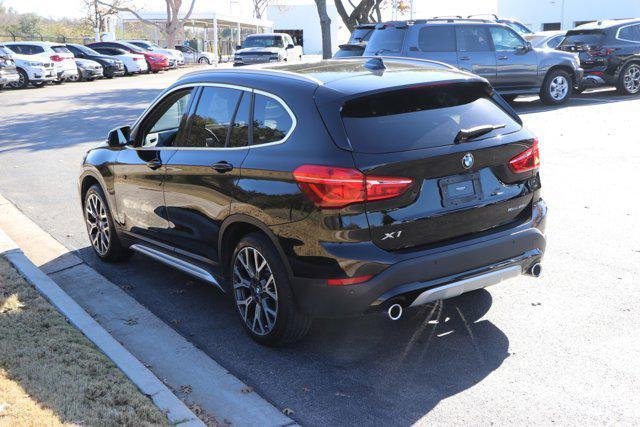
0,40,214,90
335,16,640,104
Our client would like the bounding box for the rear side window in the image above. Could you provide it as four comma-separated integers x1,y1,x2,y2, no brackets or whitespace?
456,26,493,52
418,26,456,52
228,92,251,148
364,25,407,54
560,30,606,48
341,84,521,154
618,24,640,42
252,93,293,145
184,87,241,148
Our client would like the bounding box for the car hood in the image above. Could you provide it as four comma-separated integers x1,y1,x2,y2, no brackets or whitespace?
236,47,282,55
76,58,101,67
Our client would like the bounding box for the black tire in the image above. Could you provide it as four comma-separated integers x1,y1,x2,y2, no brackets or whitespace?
69,68,81,82
53,78,65,85
145,62,152,74
198,57,210,64
83,184,132,262
616,62,640,95
501,94,518,103
11,68,29,89
539,69,572,105
32,81,46,88
230,232,311,345
152,70,160,74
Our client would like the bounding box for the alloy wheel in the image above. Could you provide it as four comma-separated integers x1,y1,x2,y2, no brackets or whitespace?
549,75,569,100
233,247,278,336
624,65,640,94
10,71,25,88
85,193,111,256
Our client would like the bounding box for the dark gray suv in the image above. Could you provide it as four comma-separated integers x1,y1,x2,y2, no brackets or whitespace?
363,19,583,105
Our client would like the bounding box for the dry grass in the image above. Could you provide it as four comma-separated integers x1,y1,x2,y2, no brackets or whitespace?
0,258,168,426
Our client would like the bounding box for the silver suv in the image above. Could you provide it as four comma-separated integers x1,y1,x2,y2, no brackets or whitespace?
363,19,583,105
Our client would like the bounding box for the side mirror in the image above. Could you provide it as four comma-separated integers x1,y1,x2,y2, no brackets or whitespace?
286,43,295,49
107,126,131,147
236,45,242,50
523,41,533,51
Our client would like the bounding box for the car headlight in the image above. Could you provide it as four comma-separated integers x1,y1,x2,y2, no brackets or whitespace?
28,61,44,67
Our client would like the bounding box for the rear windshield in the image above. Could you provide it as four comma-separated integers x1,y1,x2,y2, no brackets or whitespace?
341,83,521,154
363,25,407,55
348,27,375,43
334,45,365,57
51,45,71,53
560,30,606,47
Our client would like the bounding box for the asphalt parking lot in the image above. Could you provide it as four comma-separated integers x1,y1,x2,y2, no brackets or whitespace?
1,69,639,425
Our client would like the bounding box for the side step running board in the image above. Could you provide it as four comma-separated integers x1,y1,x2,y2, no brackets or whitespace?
130,244,224,293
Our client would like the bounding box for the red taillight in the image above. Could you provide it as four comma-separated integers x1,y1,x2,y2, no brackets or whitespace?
293,165,413,209
327,275,373,286
50,55,63,62
509,139,540,173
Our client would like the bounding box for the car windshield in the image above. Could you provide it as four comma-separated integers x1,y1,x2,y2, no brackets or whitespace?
363,25,407,55
118,41,145,52
560,30,606,48
52,45,71,54
0,46,11,55
132,41,155,50
74,45,101,55
242,36,283,48
504,21,533,35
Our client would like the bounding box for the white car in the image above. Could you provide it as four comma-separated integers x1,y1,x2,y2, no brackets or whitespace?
0,44,57,88
126,40,184,66
174,45,215,64
524,31,566,50
2,41,78,84
91,47,148,74
234,33,303,66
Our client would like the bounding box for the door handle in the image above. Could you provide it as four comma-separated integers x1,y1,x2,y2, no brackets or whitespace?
211,161,233,173
146,159,162,170
459,56,471,61
498,55,508,60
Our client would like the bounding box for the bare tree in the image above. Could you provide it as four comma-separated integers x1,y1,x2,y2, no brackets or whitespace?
333,0,382,33
252,0,269,20
83,0,120,35
313,0,332,59
97,0,196,48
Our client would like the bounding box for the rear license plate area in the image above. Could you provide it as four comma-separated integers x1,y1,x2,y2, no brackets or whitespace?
439,172,483,208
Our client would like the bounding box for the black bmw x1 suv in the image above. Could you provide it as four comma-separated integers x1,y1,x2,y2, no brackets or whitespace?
79,58,547,345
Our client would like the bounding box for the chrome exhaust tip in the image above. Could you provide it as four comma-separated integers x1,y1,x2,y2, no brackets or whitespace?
529,263,542,278
387,303,403,321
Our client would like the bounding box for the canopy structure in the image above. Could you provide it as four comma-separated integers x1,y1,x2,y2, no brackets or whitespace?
115,11,273,63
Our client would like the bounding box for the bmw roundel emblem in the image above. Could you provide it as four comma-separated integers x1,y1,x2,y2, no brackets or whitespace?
462,153,474,169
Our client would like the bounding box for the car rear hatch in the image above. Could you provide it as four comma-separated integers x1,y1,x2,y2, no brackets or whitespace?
319,81,540,252
51,45,76,71
558,30,608,68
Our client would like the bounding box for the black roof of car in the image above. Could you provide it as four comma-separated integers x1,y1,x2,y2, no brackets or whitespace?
177,58,484,96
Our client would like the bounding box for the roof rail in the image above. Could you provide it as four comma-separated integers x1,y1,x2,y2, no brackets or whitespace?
467,13,499,21
422,17,494,24
433,15,462,19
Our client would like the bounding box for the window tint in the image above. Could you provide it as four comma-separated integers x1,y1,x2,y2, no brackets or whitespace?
547,35,564,49
228,92,251,148
456,26,493,52
504,21,533,35
252,94,292,145
364,25,407,54
560,31,605,48
183,87,241,148
619,24,640,42
418,26,456,52
341,83,521,154
489,27,525,51
51,45,71,54
142,90,192,147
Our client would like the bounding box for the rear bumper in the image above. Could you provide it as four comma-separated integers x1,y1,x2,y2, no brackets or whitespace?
291,199,547,318
0,72,19,84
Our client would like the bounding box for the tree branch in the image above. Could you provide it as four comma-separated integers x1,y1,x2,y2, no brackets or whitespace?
96,0,164,31
178,0,196,24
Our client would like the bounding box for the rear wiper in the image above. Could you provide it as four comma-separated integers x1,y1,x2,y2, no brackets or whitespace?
455,124,506,143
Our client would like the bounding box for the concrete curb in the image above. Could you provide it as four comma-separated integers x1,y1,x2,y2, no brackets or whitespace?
0,228,204,427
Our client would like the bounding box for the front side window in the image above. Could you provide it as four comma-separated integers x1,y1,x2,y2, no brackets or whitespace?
490,27,525,51
183,87,242,148
228,92,251,148
456,26,493,52
252,94,293,145
140,89,192,147
418,26,456,52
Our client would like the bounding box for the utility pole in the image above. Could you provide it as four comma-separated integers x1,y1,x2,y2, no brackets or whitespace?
410,0,414,20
